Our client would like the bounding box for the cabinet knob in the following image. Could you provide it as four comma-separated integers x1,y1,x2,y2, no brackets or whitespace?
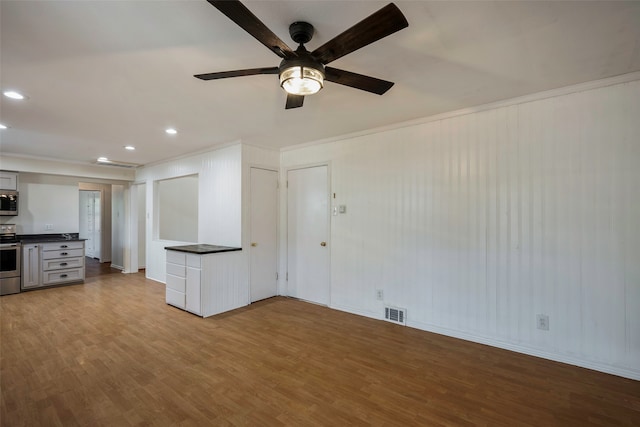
320,242,327,247
60,274,68,278
60,245,68,248
60,252,68,256
251,242,257,247
60,263,68,266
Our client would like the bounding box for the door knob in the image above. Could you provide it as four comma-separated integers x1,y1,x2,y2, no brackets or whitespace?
251,242,257,247
320,242,326,247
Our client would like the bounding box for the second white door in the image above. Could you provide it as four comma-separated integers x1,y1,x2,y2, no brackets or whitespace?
250,168,278,302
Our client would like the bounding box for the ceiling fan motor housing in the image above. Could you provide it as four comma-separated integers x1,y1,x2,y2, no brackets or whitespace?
289,21,314,45
278,50,325,76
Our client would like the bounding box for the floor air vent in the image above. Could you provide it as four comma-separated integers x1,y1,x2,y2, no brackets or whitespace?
384,306,407,325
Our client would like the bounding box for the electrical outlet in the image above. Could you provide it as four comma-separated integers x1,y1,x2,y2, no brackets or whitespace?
536,314,549,331
45,224,53,230
376,289,384,301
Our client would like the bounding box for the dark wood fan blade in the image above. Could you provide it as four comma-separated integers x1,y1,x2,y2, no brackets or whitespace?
194,67,279,80
285,94,304,109
311,3,408,65
325,67,394,95
207,0,296,59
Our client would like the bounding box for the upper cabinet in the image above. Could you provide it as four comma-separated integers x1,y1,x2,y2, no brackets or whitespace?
0,171,18,190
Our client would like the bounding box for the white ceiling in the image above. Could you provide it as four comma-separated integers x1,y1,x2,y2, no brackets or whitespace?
1,0,639,167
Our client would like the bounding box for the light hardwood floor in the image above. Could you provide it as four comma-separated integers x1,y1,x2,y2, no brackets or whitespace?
1,272,639,426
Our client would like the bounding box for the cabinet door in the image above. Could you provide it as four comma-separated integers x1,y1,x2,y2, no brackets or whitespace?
185,267,201,315
22,244,41,289
0,172,18,190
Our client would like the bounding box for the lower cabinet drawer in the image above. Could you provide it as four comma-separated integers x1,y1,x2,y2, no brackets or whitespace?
42,257,84,271
42,268,84,285
166,250,186,265
166,274,186,293
166,262,186,278
166,288,185,308
41,241,84,251
42,249,84,260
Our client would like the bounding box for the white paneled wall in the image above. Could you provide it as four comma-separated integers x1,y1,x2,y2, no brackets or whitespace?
136,144,243,283
201,251,247,317
281,79,640,379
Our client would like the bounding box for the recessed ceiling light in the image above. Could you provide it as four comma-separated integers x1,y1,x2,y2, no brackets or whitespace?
3,90,25,100
97,157,109,163
165,128,177,135
124,145,135,151
0,124,7,129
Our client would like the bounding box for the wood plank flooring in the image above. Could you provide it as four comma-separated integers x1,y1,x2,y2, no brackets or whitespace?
84,257,123,278
1,272,639,426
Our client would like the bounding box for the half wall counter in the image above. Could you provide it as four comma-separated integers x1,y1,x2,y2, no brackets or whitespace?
164,244,243,317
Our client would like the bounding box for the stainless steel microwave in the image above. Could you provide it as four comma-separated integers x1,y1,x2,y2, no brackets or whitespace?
0,190,18,216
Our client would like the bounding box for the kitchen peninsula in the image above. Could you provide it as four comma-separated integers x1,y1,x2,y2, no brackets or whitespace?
164,244,243,317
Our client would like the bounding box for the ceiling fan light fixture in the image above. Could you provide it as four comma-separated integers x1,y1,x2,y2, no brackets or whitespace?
280,65,324,96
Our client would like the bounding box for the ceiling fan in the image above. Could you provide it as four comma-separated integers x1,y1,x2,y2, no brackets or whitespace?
194,0,409,109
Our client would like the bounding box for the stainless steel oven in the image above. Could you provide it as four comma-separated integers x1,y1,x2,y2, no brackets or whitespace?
0,224,21,295
0,190,19,216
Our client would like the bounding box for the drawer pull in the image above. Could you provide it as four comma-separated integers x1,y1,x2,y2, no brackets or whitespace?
61,252,68,256
60,274,68,278
60,245,68,248
60,262,68,266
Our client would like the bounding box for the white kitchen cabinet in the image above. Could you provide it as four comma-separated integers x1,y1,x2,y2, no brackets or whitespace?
165,247,244,317
166,250,187,309
22,243,41,289
41,241,85,285
0,171,18,190
185,265,201,314
166,252,201,315
21,240,85,291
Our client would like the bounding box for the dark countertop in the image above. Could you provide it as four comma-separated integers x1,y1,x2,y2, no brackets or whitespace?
164,244,242,254
18,233,86,243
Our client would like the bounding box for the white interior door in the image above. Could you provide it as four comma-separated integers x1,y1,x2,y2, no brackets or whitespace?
250,168,278,302
287,165,330,305
79,191,92,256
138,183,147,269
80,191,101,260
92,191,102,260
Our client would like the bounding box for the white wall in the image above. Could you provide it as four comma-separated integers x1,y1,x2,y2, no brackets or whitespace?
135,144,243,283
2,173,80,234
280,78,640,380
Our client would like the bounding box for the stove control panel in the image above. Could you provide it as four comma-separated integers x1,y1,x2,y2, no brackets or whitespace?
0,224,16,234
